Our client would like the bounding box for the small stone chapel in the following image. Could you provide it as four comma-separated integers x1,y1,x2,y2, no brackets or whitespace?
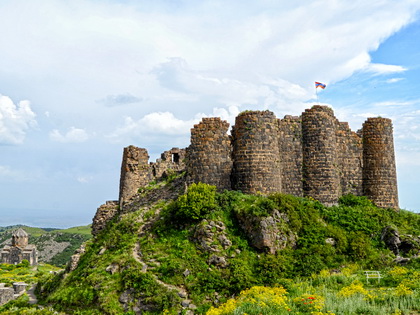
0,228,38,265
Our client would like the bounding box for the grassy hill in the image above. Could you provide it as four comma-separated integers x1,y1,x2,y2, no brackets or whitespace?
32,180,420,314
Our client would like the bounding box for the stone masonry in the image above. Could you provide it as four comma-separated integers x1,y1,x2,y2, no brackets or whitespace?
0,228,38,266
278,115,303,197
231,111,282,194
112,105,398,213
186,118,232,190
362,118,399,209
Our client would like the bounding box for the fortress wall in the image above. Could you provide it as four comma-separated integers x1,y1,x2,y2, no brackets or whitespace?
186,117,232,190
119,146,152,205
278,115,303,196
151,148,186,179
362,118,399,209
232,111,282,194
336,122,363,196
302,106,340,206
92,201,119,236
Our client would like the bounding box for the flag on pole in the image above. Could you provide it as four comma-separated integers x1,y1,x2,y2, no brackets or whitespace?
315,81,326,89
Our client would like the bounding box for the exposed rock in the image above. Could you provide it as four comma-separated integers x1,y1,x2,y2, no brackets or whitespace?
381,226,401,255
236,210,297,254
325,238,336,246
181,299,191,307
106,263,120,274
183,269,190,277
193,220,231,253
208,255,228,268
381,226,420,258
98,247,106,255
92,201,119,237
119,289,134,304
394,256,410,264
67,244,86,272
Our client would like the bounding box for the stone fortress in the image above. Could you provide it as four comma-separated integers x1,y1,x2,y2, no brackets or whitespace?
93,105,399,234
0,228,38,266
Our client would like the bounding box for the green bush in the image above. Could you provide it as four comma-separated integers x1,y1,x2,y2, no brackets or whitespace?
171,183,217,221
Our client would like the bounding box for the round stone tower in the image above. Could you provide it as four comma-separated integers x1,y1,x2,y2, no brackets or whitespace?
362,117,399,209
119,146,152,205
12,228,28,248
231,110,282,194
186,117,232,190
301,106,340,206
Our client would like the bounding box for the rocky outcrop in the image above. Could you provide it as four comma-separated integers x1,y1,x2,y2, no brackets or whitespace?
236,210,297,254
92,201,119,236
381,226,420,259
67,244,86,272
193,220,231,253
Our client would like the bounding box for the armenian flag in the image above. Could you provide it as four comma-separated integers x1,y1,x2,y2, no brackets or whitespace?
315,82,326,89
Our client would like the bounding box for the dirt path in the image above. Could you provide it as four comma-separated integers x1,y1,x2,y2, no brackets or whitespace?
26,284,38,304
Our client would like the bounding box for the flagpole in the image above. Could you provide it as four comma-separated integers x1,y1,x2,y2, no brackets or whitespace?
315,86,319,105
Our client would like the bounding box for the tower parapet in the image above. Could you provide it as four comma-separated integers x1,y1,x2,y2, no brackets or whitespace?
232,111,282,194
302,106,340,206
186,117,232,190
362,118,399,209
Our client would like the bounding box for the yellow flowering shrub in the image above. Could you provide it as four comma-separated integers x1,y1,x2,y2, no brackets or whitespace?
341,264,359,277
394,283,413,297
206,286,290,315
338,280,374,300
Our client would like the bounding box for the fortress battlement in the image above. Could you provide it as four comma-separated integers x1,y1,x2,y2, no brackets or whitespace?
117,105,398,210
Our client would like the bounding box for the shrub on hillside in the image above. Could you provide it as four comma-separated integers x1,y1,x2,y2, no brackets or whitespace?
170,183,217,221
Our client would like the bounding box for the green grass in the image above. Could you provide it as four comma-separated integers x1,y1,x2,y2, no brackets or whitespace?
50,225,92,235
33,185,420,314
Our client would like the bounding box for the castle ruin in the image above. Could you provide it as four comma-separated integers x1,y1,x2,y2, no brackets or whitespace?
93,105,399,235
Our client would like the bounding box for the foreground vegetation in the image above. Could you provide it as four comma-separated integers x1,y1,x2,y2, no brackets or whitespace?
0,261,62,314
28,182,420,314
208,265,420,314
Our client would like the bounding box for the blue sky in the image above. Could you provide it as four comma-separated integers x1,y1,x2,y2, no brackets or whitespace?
1,0,420,228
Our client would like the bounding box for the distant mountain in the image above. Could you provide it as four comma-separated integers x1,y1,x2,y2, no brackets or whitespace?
0,224,92,267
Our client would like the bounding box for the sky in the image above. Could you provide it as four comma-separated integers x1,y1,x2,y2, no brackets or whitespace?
1,0,420,228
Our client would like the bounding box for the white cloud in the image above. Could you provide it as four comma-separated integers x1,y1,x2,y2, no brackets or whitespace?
372,101,414,107
386,78,404,83
0,0,418,121
0,95,36,145
77,175,93,184
364,63,407,76
49,127,89,143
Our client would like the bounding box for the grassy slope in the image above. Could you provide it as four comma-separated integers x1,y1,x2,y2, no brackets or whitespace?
36,183,420,314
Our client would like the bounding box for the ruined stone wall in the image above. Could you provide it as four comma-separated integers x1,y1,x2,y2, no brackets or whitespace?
336,122,363,196
151,148,186,179
0,286,14,306
232,111,282,194
115,106,399,212
362,118,399,209
119,146,152,205
279,115,303,197
302,106,340,206
92,201,119,236
186,118,232,190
